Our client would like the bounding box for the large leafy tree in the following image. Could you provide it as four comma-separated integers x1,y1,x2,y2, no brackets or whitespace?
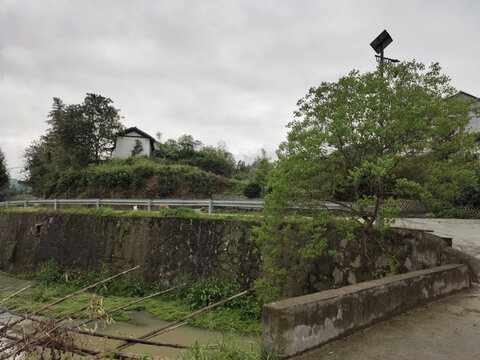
253,61,477,302
271,61,474,228
0,148,9,191
24,94,124,195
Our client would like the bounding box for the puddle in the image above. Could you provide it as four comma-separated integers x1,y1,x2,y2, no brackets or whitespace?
79,311,258,358
0,273,259,359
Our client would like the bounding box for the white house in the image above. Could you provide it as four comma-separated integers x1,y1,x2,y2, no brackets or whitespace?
457,91,480,133
112,127,156,158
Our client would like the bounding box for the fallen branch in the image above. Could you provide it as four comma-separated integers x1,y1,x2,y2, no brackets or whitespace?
68,327,189,349
0,265,139,333
92,289,251,359
0,285,31,306
78,282,185,329
0,266,139,358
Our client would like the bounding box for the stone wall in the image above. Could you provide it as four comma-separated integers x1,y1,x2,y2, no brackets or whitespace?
262,264,470,357
0,212,260,287
0,212,477,293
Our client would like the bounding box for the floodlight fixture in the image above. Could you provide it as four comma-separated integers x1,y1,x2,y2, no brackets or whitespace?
370,30,393,54
370,29,399,64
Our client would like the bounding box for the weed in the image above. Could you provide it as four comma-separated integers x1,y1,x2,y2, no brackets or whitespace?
5,241,17,261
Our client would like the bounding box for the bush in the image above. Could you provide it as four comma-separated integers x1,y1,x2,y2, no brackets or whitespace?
243,182,262,198
36,259,62,284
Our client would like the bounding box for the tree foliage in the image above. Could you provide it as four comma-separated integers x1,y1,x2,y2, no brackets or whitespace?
274,61,474,228
253,61,478,302
24,94,124,196
131,139,144,157
0,148,9,196
154,134,236,177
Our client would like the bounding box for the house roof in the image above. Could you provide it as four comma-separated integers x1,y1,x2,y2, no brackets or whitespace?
122,127,157,142
457,91,479,101
115,127,156,150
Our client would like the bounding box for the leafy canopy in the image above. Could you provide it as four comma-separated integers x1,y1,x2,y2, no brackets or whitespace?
0,148,9,191
253,61,477,302
274,60,474,228
24,94,124,196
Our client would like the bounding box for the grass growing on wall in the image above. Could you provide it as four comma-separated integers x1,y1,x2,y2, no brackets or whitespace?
0,206,265,222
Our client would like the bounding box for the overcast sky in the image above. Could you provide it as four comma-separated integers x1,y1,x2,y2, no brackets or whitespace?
1,0,479,179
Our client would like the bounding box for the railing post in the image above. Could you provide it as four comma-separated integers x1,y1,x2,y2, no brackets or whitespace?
208,199,213,216
54,199,57,211
5,201,8,208
147,199,151,212
96,199,100,210
24,200,27,208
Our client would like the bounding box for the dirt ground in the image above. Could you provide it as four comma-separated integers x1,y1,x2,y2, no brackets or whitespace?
294,218,480,359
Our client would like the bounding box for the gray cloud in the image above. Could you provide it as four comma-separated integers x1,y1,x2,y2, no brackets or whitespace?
1,0,479,178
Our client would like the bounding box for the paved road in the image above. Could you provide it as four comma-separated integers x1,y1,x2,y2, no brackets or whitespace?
295,284,480,360
393,218,480,259
294,218,480,359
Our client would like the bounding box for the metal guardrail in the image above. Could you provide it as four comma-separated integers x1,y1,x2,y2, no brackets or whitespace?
0,198,265,216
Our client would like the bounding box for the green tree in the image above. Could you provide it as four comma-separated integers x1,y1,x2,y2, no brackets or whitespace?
251,149,273,196
253,61,476,302
0,148,9,198
24,94,124,196
82,93,124,162
278,61,473,228
131,139,144,157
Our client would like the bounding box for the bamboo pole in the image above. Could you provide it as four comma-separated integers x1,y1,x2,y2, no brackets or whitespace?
0,266,139,358
77,282,185,329
0,285,31,305
0,325,164,360
68,327,189,349
91,289,250,359
2,282,185,358
0,265,139,333
1,301,101,360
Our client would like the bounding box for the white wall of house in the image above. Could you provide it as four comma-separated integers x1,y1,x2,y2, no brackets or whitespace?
112,131,152,158
457,92,480,132
467,103,480,132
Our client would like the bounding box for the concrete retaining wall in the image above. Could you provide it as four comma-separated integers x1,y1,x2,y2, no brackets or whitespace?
262,264,470,357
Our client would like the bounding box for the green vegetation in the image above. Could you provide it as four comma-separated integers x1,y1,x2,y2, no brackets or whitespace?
183,339,277,360
252,60,480,303
0,148,9,201
1,261,261,335
20,93,277,201
49,157,244,198
243,182,262,198
5,241,17,261
24,94,123,195
0,206,265,223
154,134,237,178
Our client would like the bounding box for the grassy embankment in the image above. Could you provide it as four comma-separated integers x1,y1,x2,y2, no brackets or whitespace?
35,157,245,199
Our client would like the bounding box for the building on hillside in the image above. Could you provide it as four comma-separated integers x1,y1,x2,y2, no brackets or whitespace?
457,91,480,132
112,127,156,158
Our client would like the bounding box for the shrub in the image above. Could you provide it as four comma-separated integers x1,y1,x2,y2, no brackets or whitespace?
243,182,262,198
36,259,61,284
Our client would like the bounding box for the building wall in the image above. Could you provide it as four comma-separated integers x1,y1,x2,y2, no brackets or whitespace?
457,93,480,132
112,131,152,158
